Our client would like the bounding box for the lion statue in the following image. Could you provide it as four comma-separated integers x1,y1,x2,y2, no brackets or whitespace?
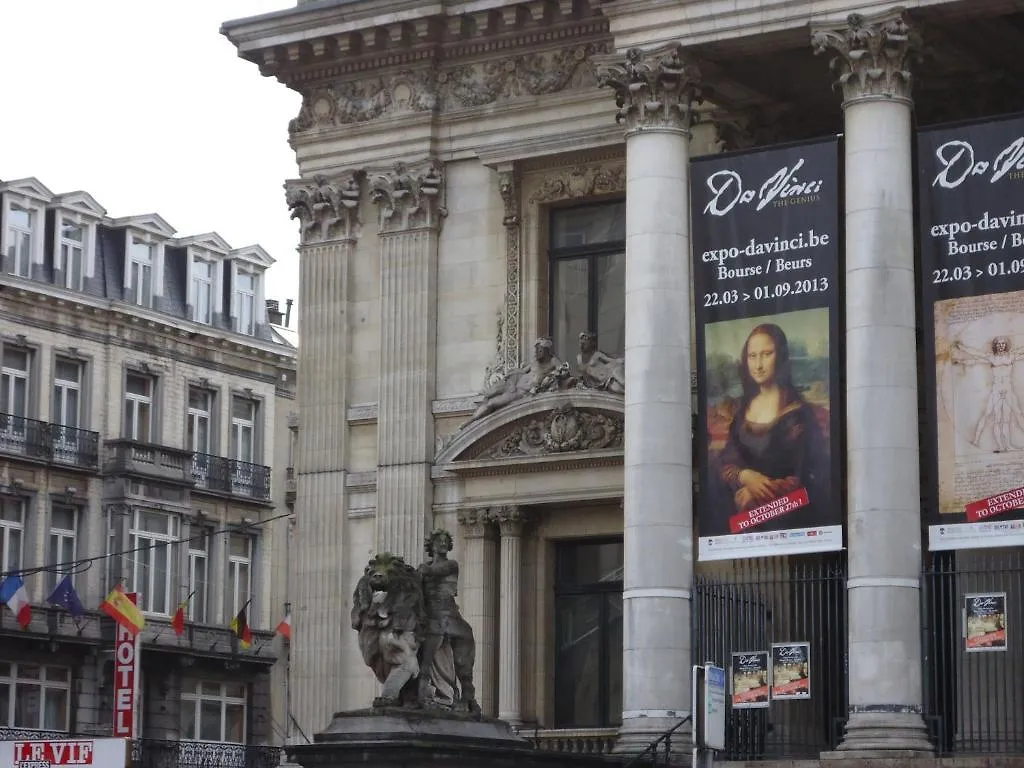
350,553,426,706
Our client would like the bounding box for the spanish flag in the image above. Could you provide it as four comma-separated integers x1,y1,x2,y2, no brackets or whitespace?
230,600,253,649
171,592,194,636
100,585,145,636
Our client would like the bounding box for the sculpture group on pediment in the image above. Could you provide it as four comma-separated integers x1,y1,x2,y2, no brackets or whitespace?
350,530,480,715
463,332,625,428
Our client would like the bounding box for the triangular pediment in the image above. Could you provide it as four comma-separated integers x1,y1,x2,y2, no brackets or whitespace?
230,244,275,268
175,231,233,254
436,390,624,473
110,213,177,238
53,190,107,218
1,177,54,201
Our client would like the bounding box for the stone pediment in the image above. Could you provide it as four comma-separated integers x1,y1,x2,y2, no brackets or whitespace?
436,390,624,474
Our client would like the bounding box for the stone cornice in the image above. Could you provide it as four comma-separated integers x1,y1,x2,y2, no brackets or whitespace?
594,43,702,135
811,9,921,106
285,170,365,244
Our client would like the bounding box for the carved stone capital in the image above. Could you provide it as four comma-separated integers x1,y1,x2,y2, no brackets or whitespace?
594,43,701,135
811,11,921,106
457,508,492,539
490,505,528,537
370,159,446,233
285,171,364,245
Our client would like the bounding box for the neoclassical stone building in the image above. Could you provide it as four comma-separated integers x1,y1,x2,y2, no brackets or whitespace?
224,0,1024,760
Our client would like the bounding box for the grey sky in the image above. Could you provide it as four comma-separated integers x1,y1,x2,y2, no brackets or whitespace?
0,1,302,315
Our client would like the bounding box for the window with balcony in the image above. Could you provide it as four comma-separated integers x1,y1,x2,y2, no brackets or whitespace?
0,663,70,731
227,534,252,619
52,358,82,429
47,505,77,593
230,397,256,464
130,510,177,615
554,538,623,728
188,388,213,454
124,373,154,442
0,498,25,574
234,272,256,336
129,238,154,307
192,258,214,324
6,205,33,278
180,680,246,743
60,220,84,290
188,529,209,624
1,347,30,452
548,201,625,361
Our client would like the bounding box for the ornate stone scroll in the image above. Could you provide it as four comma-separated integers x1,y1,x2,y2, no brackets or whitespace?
811,11,921,104
478,404,623,459
369,159,446,233
285,171,364,244
594,43,702,133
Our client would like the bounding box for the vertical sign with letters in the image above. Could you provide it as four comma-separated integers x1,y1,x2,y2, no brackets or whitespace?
112,593,141,738
691,138,844,561
919,113,1024,551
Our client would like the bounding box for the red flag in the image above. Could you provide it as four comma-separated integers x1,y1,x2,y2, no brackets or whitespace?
275,612,292,640
171,592,194,636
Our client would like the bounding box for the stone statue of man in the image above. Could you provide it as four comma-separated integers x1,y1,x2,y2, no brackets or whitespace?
577,331,625,394
464,336,570,425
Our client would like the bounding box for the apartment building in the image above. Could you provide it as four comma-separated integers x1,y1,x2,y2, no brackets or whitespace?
0,176,296,763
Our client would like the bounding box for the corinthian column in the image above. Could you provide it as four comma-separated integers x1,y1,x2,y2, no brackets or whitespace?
285,171,364,734
594,44,700,753
457,508,498,716
812,12,932,755
494,505,527,726
370,160,445,560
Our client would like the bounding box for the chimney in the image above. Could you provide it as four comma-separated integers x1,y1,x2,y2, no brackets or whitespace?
266,299,284,326
284,298,294,328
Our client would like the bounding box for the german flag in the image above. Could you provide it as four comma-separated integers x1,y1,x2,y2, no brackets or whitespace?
230,600,253,649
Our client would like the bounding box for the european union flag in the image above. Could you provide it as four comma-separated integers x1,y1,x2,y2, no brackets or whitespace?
47,574,85,619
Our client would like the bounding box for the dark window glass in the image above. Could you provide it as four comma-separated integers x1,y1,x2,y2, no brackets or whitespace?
548,202,625,361
554,538,624,728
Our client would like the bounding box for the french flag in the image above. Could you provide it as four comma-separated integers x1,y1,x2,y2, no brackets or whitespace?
0,573,32,629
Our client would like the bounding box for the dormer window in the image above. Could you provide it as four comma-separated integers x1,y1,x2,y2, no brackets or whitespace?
192,259,214,324
234,271,257,336
129,238,154,307
60,220,84,290
6,205,33,278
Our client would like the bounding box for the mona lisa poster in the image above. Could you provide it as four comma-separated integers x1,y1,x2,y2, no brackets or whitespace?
691,138,844,561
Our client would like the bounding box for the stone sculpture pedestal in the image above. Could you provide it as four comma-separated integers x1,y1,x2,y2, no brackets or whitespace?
285,707,616,768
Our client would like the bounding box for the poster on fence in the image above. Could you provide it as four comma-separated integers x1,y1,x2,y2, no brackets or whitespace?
770,642,811,700
918,113,1024,551
692,138,844,561
730,651,770,708
964,592,1008,652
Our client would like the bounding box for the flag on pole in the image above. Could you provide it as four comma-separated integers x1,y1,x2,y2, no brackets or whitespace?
275,611,292,640
0,573,32,629
47,574,85,619
230,601,253,649
171,592,195,636
100,585,145,636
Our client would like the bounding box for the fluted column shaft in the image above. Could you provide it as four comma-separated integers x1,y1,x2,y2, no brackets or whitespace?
595,44,699,753
813,12,931,755
458,509,498,716
495,508,525,725
372,161,444,560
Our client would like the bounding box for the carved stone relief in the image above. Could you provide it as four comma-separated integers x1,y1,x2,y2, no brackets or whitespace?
370,159,446,233
473,404,623,459
289,70,437,134
285,171,364,244
527,163,626,204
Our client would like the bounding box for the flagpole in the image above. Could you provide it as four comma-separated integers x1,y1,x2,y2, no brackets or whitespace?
284,601,292,742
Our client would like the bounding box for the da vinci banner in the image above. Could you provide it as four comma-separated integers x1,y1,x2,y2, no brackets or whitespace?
692,138,843,561
918,113,1024,551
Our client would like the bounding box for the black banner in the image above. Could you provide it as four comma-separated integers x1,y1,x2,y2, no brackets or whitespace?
692,138,844,561
918,114,1024,552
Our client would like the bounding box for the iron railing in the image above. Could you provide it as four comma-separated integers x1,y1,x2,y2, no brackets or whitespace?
922,547,1024,756
693,553,848,760
132,739,282,768
192,452,271,500
0,413,99,469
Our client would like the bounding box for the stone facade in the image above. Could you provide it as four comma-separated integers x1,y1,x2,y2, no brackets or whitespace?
223,0,1024,760
0,177,296,754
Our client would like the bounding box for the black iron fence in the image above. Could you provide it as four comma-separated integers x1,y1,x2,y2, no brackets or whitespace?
0,413,99,469
192,452,272,500
693,553,847,760
922,547,1024,756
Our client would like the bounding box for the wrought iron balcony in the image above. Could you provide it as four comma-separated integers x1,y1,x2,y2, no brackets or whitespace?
105,439,194,485
0,413,100,470
192,452,271,501
132,739,282,768
0,727,69,741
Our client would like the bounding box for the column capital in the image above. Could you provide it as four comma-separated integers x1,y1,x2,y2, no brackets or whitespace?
285,170,365,245
370,158,447,234
811,10,921,106
457,507,493,539
595,43,702,136
490,505,528,536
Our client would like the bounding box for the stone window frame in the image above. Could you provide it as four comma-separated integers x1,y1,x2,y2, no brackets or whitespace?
0,661,71,731
180,679,248,744
188,248,220,325
45,500,80,596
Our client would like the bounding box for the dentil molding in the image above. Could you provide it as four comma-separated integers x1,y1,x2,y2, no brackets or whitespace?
285,171,364,244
